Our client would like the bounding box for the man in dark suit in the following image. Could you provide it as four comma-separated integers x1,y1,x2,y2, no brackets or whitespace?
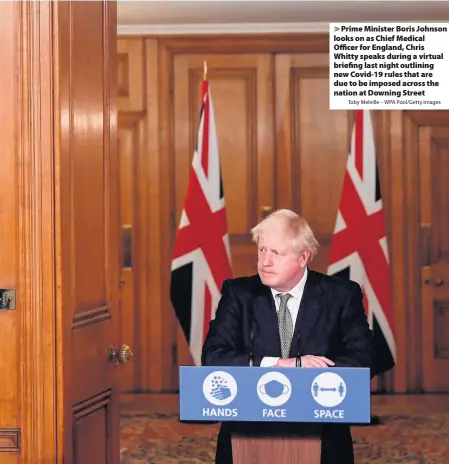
202,209,372,464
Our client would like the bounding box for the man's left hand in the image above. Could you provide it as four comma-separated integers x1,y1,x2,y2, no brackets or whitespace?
275,358,296,367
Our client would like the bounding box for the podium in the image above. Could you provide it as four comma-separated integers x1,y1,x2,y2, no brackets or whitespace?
230,421,323,463
179,366,370,464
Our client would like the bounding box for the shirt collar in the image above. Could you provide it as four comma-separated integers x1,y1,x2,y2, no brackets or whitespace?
270,267,308,300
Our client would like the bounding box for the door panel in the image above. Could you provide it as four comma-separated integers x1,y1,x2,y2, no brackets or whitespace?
57,1,120,462
418,121,449,391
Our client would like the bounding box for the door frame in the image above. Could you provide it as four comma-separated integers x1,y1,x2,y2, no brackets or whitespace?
18,1,59,461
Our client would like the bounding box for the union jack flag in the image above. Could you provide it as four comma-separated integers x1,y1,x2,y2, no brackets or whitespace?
327,110,396,375
170,80,233,366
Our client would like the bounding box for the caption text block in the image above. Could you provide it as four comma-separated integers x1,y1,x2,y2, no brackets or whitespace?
329,23,449,110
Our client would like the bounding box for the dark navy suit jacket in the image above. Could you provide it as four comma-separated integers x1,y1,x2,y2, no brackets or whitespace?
201,269,373,464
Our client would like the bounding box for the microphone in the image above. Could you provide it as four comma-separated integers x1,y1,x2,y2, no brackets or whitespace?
296,331,302,367
249,327,254,367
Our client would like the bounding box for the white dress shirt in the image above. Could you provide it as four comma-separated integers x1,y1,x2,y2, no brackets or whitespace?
260,267,308,367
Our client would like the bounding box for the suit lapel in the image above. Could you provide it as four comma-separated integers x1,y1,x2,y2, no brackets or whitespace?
253,279,282,355
251,271,325,358
290,269,325,356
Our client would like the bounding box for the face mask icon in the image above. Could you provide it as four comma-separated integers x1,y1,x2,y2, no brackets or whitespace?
259,380,290,398
257,372,292,407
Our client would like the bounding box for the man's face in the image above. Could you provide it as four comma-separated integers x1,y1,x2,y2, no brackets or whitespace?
257,223,309,292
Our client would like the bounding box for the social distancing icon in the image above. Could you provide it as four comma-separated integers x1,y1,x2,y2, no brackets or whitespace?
311,372,347,408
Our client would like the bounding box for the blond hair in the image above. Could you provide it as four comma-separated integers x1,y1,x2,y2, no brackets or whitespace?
250,209,319,260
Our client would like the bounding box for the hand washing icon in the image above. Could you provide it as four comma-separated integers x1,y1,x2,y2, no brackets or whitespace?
203,371,238,406
259,380,290,398
257,372,292,407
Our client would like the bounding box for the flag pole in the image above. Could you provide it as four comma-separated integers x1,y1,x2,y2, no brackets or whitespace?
203,60,208,81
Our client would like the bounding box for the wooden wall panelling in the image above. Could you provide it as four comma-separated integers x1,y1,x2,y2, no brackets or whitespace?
117,33,449,394
118,39,145,112
361,111,395,393
388,111,407,393
117,36,148,395
402,111,423,391
0,1,63,461
173,53,275,278
415,114,449,392
372,111,395,392
274,53,351,273
275,54,389,393
117,37,175,393
425,129,449,391
418,125,435,391
401,110,449,392
115,34,333,393
158,35,327,391
118,113,145,393
153,38,178,392
159,34,329,54
172,52,276,378
117,38,149,393
0,1,20,461
19,2,59,460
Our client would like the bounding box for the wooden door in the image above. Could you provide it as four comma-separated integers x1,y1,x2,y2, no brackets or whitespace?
173,53,275,366
416,113,449,391
57,1,122,462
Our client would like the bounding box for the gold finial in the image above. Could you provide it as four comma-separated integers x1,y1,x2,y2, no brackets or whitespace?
203,60,208,80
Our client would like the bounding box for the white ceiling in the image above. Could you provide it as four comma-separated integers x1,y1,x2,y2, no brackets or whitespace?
117,0,449,34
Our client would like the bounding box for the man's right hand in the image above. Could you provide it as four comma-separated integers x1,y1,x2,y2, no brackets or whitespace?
300,355,335,368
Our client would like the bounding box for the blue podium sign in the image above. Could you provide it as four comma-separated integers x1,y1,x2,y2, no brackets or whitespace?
179,366,370,424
